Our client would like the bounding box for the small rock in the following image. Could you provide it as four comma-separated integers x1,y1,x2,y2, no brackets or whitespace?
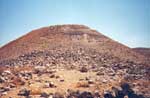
0,87,10,93
40,92,49,98
88,79,94,84
104,91,114,98
60,79,64,82
1,92,8,95
18,89,30,96
85,77,90,80
53,92,64,98
49,82,56,88
0,77,4,83
43,83,50,88
9,83,16,88
79,91,93,98
50,74,55,78
80,67,88,73
102,79,108,83
93,91,101,98
55,75,60,79
96,71,104,75
76,81,89,88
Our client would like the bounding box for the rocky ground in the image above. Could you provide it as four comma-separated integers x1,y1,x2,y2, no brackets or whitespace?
0,25,149,98
0,49,149,98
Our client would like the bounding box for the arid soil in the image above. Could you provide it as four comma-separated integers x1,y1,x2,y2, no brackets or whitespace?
0,25,149,98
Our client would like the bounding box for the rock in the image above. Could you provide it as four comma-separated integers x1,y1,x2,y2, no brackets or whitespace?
104,91,114,98
80,67,88,73
120,83,132,95
55,75,60,79
102,79,108,83
1,92,8,96
49,74,55,78
88,79,94,84
0,87,10,93
40,92,49,98
43,81,56,88
49,82,56,88
3,70,11,75
85,77,90,80
0,77,4,83
112,87,124,98
79,91,93,98
43,83,50,88
53,92,64,98
93,91,101,98
18,89,30,96
12,78,25,86
96,71,104,75
9,83,16,88
76,81,89,88
66,89,80,98
124,95,128,98
60,79,64,82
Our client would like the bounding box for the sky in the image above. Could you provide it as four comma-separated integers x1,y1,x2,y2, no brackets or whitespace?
0,0,150,48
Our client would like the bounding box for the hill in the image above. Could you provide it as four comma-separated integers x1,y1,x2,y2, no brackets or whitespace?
0,25,149,98
133,48,150,58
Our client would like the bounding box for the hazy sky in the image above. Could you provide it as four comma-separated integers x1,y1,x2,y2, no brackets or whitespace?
0,0,150,48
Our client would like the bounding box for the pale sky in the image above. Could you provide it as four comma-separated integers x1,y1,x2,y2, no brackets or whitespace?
0,0,150,48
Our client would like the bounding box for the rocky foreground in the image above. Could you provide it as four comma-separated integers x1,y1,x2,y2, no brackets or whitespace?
0,49,149,98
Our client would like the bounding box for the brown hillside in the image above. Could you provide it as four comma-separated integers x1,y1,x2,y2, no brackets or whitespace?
133,48,150,58
0,24,147,64
0,24,149,98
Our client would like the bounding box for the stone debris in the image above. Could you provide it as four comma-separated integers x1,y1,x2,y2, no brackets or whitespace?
40,92,49,98
49,82,57,88
0,48,149,98
18,88,30,96
80,67,88,73
0,87,10,93
76,81,89,88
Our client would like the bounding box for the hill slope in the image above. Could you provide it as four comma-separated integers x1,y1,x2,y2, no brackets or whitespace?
133,48,150,58
0,25,148,64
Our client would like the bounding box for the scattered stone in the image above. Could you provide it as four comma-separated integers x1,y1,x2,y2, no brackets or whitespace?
104,91,114,98
80,67,88,73
79,91,93,98
67,89,80,98
0,77,4,83
55,75,60,79
0,87,10,93
85,77,90,80
93,91,101,98
40,92,49,98
96,71,104,75
43,83,50,88
53,92,64,98
76,81,89,88
102,79,108,83
88,79,94,84
9,83,16,88
50,74,55,78
60,79,64,82
49,82,56,88
1,92,8,96
18,88,30,96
